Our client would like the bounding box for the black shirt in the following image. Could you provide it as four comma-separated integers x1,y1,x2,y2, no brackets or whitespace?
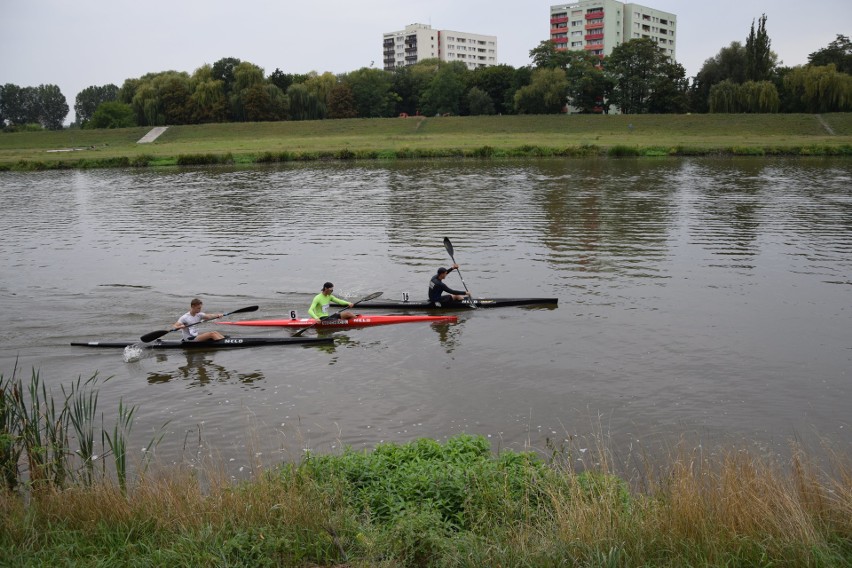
428,273,465,303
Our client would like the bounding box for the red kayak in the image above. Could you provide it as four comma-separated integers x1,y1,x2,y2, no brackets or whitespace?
218,314,457,329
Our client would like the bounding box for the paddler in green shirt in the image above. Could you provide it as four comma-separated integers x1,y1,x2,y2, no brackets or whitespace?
308,282,355,321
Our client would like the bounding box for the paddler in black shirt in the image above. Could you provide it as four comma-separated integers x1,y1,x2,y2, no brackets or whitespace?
428,264,470,306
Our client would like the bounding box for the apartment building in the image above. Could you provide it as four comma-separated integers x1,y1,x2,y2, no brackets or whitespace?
550,0,676,60
382,23,498,71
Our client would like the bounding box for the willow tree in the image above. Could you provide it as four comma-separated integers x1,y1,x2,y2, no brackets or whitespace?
783,64,852,112
709,80,779,113
128,71,191,125
287,83,325,120
708,80,739,113
513,67,568,114
189,65,227,123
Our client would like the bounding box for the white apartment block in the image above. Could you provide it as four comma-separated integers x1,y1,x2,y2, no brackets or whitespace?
550,0,676,61
383,23,498,71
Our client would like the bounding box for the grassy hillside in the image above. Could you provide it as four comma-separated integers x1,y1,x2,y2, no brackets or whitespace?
1,113,851,170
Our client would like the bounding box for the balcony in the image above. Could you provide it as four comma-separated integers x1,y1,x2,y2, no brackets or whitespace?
585,11,603,19
585,22,603,30
585,33,604,41
584,43,604,51
552,37,569,44
550,16,569,24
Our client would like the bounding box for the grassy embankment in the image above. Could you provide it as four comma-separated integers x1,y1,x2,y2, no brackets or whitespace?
1,371,851,566
1,113,851,171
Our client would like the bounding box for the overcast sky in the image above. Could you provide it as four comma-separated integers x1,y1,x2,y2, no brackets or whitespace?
3,0,850,122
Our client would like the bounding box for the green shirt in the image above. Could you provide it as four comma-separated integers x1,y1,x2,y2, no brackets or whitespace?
308,293,348,320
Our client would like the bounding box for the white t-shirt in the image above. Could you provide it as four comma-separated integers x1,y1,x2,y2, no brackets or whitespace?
178,311,205,340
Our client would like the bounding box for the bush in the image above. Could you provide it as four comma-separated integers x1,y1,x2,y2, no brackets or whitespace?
608,145,641,157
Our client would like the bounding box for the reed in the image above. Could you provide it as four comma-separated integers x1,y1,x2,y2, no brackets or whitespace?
0,368,165,493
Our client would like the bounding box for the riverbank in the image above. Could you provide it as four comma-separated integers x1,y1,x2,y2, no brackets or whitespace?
2,433,850,567
2,114,851,171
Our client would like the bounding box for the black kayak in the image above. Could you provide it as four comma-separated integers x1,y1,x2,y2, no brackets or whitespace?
71,337,333,349
352,297,558,310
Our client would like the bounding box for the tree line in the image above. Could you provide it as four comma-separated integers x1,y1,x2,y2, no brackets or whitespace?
1,18,850,131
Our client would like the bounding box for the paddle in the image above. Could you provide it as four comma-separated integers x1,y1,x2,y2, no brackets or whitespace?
292,291,383,337
443,237,476,308
140,305,259,343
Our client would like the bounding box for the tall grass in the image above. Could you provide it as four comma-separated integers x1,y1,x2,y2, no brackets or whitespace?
2,425,850,566
0,367,164,493
1,371,849,565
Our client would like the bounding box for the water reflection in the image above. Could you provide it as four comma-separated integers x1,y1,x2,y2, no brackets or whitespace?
430,321,462,353
146,351,265,387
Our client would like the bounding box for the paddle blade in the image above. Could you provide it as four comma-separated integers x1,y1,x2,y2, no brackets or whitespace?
227,305,259,316
443,237,454,258
140,329,170,343
356,291,383,304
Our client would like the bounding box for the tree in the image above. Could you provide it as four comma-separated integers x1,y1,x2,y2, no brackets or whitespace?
690,42,748,112
782,64,852,112
708,80,738,113
420,61,469,116
345,67,399,118
327,82,358,119
513,67,568,114
1,84,22,125
469,64,518,115
563,50,612,113
228,62,271,121
808,34,852,74
117,78,142,105
0,83,40,126
128,71,191,125
286,83,324,120
87,101,136,128
74,84,118,126
36,84,69,129
391,59,441,116
189,65,227,123
158,75,192,124
709,80,780,113
606,38,670,114
304,72,338,111
0,83,68,129
528,40,574,70
467,87,495,115
240,83,284,121
745,14,776,82
211,57,242,99
647,61,689,114
268,69,296,93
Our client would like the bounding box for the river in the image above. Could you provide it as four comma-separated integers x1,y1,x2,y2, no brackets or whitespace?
1,158,850,477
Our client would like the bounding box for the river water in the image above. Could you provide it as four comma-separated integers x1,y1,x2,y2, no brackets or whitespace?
1,159,850,476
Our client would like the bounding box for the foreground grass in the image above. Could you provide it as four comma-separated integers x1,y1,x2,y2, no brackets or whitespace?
1,113,851,170
2,433,850,567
